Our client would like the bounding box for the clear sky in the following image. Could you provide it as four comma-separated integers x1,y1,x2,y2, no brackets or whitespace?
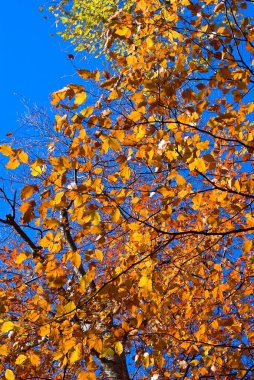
0,0,75,140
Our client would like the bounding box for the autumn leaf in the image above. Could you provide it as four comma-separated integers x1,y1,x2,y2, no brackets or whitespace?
0,344,9,356
69,343,82,363
5,369,15,380
5,159,20,170
15,354,27,365
74,91,87,106
21,185,39,200
0,144,13,156
0,1,253,379
94,249,103,261
138,276,153,292
77,372,97,380
1,321,14,333
115,341,123,355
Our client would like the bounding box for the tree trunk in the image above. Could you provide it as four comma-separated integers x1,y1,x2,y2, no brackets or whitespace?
100,353,130,380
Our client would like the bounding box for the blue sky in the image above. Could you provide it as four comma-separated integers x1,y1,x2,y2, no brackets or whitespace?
0,0,75,140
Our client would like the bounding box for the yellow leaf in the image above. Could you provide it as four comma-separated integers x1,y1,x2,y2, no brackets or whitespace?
108,89,121,100
190,359,199,366
63,301,76,318
77,69,93,79
211,320,219,329
175,174,186,185
243,240,252,253
146,36,154,48
128,111,142,122
95,249,103,261
195,324,206,340
1,321,14,333
42,218,60,230
74,91,87,106
69,344,82,364
115,341,123,355
72,252,82,268
15,252,30,264
0,144,13,156
214,263,222,272
18,150,28,163
31,165,43,177
138,276,152,292
54,191,65,205
192,193,203,210
5,159,20,170
92,211,101,226
29,353,40,366
121,166,131,181
51,86,74,105
93,338,103,353
0,344,9,356
100,348,115,358
15,354,27,365
115,26,131,37
173,373,183,379
112,208,121,223
77,372,97,380
189,158,206,173
5,369,15,380
63,338,76,353
109,137,122,151
81,106,94,117
38,324,50,337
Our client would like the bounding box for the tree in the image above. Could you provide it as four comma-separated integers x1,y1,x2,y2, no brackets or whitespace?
50,0,137,53
0,0,254,378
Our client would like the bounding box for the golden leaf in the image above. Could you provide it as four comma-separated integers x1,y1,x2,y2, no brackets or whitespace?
93,338,103,354
0,344,9,356
1,321,14,333
95,249,103,261
115,341,123,355
100,348,115,358
63,338,77,353
115,26,131,38
18,150,28,163
74,91,87,106
15,354,27,365
21,185,38,200
128,111,142,122
138,276,152,292
63,301,76,318
51,86,74,105
69,343,82,364
15,252,30,264
243,240,252,253
77,372,97,380
29,353,40,366
5,159,20,170
190,359,199,366
30,165,44,177
0,144,13,156
5,369,15,380
92,211,101,226
38,324,50,337
81,106,94,117
112,208,121,223
109,137,122,151
72,252,82,268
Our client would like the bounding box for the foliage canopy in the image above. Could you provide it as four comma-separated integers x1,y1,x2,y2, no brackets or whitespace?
0,0,254,379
